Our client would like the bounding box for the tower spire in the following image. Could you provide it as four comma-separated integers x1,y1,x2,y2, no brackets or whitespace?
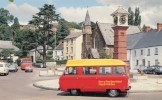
84,9,91,26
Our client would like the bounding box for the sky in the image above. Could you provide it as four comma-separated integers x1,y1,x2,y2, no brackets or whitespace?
1,0,162,28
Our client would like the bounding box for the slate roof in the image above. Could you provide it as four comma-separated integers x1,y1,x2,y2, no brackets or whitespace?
64,32,83,40
129,29,162,49
30,45,52,52
0,40,19,51
97,22,141,45
111,6,129,16
55,43,63,50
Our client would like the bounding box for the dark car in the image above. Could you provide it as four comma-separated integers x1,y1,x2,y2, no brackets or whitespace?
154,66,162,75
8,63,18,72
143,66,156,74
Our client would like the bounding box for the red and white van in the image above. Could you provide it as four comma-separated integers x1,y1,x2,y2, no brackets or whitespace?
59,59,131,97
21,58,32,70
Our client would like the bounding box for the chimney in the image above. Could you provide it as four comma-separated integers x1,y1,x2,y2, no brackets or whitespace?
145,26,151,32
59,39,63,45
157,23,162,31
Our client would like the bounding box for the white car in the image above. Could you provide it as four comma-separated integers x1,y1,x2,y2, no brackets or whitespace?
0,62,9,76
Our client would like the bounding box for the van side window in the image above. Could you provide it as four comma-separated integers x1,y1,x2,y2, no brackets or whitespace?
114,66,126,74
99,67,112,74
65,67,77,75
83,67,96,75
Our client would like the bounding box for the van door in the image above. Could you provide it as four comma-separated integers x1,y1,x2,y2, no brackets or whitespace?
80,66,98,92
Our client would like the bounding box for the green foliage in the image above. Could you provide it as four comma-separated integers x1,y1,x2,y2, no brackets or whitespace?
56,19,70,41
29,4,59,67
11,17,20,31
99,49,112,59
0,8,14,25
128,7,141,26
142,24,146,32
0,49,14,59
36,58,43,63
56,60,67,65
9,0,14,2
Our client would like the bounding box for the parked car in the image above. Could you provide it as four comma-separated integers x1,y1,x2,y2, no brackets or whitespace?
8,63,18,72
143,66,156,74
25,66,33,72
154,66,162,75
137,66,147,73
0,62,9,76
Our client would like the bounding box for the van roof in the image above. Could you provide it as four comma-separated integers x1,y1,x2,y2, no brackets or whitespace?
66,59,126,67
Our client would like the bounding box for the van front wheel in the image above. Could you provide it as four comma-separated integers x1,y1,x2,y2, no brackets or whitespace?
107,89,119,97
70,89,80,96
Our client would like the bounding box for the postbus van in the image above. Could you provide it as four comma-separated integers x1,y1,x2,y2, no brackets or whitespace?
21,58,32,70
59,59,131,97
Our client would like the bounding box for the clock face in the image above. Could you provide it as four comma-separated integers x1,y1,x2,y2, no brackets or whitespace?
119,15,126,24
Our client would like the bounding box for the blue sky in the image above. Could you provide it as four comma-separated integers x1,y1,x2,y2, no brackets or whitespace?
1,0,162,28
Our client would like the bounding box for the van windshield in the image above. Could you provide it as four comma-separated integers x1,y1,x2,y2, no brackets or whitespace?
114,66,126,74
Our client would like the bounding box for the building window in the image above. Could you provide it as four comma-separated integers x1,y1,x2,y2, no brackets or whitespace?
147,49,150,56
148,61,150,67
136,60,139,66
66,56,68,60
71,39,73,44
62,51,63,55
66,47,68,53
142,59,145,66
155,48,158,55
66,40,68,46
155,59,159,65
71,47,73,53
55,51,57,55
141,50,143,55
71,56,73,60
134,50,136,56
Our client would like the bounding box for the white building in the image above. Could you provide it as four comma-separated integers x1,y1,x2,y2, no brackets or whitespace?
53,43,64,60
63,32,83,60
128,23,162,70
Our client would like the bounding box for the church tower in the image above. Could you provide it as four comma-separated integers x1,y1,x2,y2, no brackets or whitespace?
111,6,129,63
82,10,92,58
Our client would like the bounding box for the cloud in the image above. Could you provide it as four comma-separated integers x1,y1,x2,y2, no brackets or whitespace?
58,0,162,28
58,5,118,24
6,3,39,25
96,0,162,28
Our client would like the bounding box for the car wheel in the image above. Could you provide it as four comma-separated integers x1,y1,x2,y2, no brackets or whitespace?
107,89,119,97
70,89,80,96
120,92,128,97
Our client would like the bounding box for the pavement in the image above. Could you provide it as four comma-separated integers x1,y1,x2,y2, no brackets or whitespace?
33,69,162,93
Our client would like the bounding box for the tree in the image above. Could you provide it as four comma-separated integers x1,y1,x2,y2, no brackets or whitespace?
56,19,69,43
128,7,141,26
0,49,14,60
29,4,59,67
0,8,14,40
11,17,20,31
9,0,14,2
99,49,112,59
14,29,38,57
128,7,134,25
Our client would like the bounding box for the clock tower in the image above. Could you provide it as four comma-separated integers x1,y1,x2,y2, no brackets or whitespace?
111,6,129,63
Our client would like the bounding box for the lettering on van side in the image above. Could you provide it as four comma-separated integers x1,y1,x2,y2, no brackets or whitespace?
98,80,122,86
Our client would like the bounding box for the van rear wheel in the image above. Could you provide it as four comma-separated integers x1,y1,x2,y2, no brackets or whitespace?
70,89,80,96
107,89,119,97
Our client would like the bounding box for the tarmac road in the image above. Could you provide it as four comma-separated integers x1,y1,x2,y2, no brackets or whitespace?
0,67,162,100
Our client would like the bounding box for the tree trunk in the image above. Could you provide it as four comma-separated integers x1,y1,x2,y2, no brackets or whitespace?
43,42,47,68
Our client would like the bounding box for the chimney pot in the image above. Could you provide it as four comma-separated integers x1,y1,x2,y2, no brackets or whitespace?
157,23,162,32
145,26,151,32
